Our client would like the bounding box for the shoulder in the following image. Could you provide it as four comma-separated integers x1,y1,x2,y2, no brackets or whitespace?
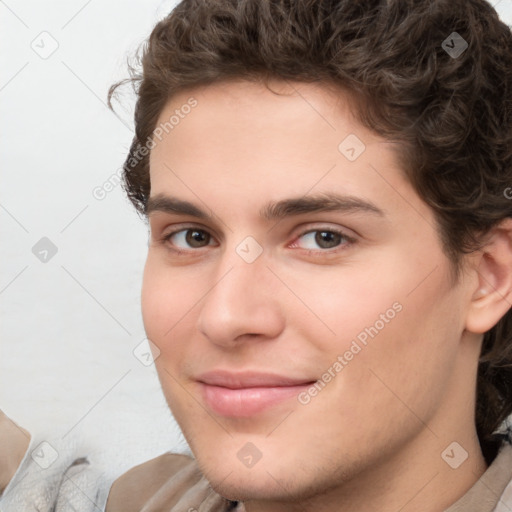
105,453,195,511
106,452,234,512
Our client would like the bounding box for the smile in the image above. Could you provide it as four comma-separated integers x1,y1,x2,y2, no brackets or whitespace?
196,370,316,417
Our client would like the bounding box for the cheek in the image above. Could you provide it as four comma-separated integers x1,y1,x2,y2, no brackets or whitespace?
294,251,460,402
141,259,168,340
141,255,197,345
141,258,200,410
282,260,403,352
339,271,462,423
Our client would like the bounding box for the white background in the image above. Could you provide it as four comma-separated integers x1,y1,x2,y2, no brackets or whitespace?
1,0,512,482
0,0,186,480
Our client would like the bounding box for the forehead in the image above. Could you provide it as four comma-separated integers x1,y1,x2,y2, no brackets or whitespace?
147,79,423,226
151,79,377,154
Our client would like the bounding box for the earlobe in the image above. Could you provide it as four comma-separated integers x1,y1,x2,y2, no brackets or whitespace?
465,218,512,334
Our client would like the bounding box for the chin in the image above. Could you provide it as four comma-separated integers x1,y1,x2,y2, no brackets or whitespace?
205,466,345,506
194,455,283,499
206,474,301,504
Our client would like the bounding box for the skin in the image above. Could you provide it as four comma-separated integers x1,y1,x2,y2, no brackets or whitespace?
142,78,512,512
0,410,30,494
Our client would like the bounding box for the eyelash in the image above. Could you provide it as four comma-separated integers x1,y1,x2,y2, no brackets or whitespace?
159,225,356,255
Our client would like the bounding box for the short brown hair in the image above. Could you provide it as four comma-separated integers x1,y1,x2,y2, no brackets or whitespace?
108,0,512,462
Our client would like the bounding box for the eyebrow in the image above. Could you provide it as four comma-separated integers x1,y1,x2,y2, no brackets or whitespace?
145,193,385,220
146,195,211,219
260,193,384,220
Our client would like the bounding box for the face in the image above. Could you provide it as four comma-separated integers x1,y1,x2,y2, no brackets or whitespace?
142,80,478,505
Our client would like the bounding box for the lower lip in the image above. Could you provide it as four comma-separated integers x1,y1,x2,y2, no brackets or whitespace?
199,382,313,417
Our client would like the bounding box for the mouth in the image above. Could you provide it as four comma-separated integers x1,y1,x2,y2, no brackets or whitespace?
196,370,316,417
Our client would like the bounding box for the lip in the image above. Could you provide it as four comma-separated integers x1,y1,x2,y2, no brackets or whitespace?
196,370,316,417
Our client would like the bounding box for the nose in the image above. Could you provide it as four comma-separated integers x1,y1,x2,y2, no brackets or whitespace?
196,253,285,348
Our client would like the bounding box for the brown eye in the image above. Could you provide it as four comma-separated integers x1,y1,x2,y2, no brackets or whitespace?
184,229,211,247
164,228,215,249
294,229,348,250
314,231,343,249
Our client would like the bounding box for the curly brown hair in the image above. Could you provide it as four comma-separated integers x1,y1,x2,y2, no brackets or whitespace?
108,0,512,463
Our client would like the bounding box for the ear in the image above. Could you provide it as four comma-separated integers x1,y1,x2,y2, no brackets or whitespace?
465,218,512,334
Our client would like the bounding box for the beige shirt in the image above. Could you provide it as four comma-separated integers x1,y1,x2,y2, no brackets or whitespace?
106,438,512,512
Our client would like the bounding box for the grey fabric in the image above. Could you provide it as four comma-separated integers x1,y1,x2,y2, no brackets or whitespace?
0,431,113,512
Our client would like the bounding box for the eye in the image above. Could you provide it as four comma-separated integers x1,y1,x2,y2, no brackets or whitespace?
291,229,353,251
164,228,216,249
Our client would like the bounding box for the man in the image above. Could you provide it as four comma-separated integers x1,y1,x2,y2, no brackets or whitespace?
106,0,512,510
